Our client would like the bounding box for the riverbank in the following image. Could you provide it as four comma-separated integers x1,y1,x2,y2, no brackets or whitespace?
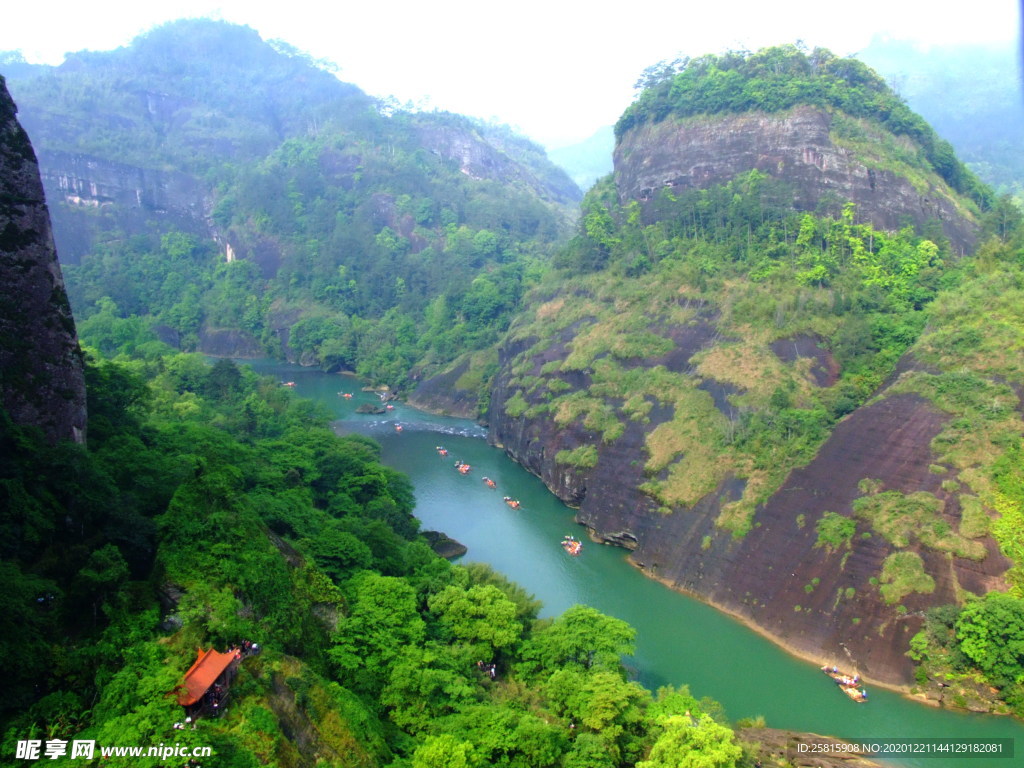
236,357,1024,766
617,547,915,696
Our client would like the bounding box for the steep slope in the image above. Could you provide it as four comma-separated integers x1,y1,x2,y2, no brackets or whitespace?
615,104,978,253
0,75,85,443
2,20,580,386
485,47,1013,686
857,38,1024,198
614,46,986,253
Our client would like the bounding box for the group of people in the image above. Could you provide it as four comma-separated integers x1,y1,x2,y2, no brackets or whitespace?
561,536,582,556
437,449,522,507
476,660,498,680
821,665,868,702
238,639,260,657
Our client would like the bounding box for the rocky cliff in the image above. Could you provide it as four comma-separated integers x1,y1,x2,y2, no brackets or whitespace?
0,77,86,443
479,50,1013,687
33,148,212,265
487,305,1011,685
414,117,580,208
615,106,978,254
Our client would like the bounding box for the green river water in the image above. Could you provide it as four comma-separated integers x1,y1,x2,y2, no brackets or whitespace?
250,360,1024,766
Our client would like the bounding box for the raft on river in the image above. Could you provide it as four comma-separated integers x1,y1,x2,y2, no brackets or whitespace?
821,665,867,702
562,536,582,556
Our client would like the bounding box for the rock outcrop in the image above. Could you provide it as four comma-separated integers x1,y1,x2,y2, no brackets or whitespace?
0,77,86,443
615,106,978,253
487,329,1009,685
414,118,581,207
34,148,212,264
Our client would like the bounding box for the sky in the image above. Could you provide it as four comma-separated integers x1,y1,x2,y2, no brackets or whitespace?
1,0,1020,148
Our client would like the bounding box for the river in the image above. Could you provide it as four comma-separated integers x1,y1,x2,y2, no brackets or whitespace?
252,360,1023,766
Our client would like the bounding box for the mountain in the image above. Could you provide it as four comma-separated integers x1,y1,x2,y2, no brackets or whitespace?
547,126,615,192
0,75,85,444
479,46,1021,688
1,19,581,386
546,39,1024,210
0,65,768,768
856,38,1024,198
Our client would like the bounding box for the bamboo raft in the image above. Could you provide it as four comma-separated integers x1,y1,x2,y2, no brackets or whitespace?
821,665,868,702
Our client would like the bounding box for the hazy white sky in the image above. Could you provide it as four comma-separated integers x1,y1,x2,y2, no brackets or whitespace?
2,0,1019,147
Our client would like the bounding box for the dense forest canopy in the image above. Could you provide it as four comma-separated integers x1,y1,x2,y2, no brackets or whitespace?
3,19,581,391
0,349,754,767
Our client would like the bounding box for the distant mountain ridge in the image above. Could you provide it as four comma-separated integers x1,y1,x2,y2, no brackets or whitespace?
1,19,581,384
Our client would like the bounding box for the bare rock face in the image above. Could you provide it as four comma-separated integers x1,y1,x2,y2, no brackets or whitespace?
614,106,978,253
35,148,211,264
488,334,1009,686
414,120,581,207
0,77,86,443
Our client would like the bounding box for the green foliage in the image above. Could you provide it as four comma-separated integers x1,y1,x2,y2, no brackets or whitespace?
519,604,636,675
618,45,991,210
878,552,935,604
412,734,481,768
428,584,523,655
853,490,984,559
330,572,426,695
637,714,742,768
956,593,1024,688
555,444,600,469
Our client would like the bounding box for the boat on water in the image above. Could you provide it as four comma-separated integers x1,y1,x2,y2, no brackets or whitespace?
821,665,867,702
455,461,471,475
483,477,497,489
561,536,582,556
503,496,521,509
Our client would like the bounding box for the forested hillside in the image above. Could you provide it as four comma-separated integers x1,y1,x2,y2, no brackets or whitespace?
0,349,749,767
6,21,1024,768
485,46,1024,696
1,44,812,768
856,38,1024,201
1,20,580,390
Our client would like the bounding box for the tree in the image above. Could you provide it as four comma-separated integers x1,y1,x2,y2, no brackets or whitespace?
519,604,636,675
380,645,477,732
412,734,480,768
428,584,523,655
956,592,1024,687
329,572,426,694
637,714,742,768
305,523,373,582
562,732,617,768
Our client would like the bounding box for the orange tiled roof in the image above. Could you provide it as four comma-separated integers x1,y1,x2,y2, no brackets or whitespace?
176,648,237,706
